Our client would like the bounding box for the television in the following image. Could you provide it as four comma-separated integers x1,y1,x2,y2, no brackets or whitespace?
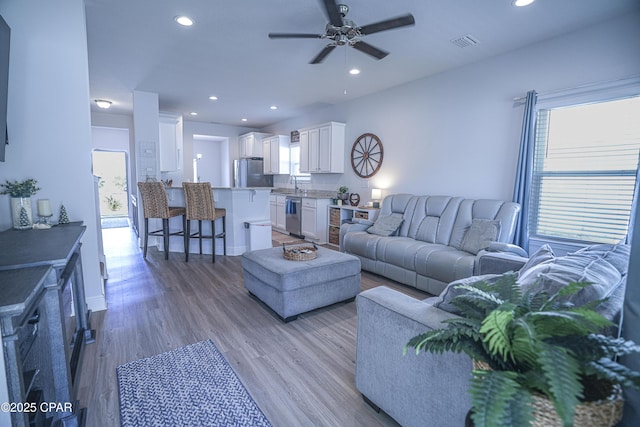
0,14,10,162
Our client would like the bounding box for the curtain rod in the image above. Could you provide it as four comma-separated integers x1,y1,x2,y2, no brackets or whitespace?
512,75,640,104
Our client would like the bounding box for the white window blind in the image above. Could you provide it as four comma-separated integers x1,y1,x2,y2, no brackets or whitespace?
529,95,640,244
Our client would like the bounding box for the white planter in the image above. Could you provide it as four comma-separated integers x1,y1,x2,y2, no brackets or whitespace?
10,197,33,229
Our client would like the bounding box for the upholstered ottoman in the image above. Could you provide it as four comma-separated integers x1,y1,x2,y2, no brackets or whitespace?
241,246,361,321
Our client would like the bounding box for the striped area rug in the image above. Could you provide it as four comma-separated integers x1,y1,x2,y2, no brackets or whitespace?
117,340,272,427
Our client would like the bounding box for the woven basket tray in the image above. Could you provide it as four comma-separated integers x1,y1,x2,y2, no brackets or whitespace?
282,244,318,261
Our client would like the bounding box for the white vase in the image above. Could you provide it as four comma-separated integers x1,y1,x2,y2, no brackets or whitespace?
10,197,33,229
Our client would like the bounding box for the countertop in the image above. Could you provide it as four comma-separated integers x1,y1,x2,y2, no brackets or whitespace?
270,188,336,199
166,186,272,191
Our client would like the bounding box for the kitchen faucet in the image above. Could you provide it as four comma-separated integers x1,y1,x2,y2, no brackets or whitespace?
291,175,299,192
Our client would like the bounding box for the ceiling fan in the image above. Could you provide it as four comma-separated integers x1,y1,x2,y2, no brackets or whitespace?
268,0,415,64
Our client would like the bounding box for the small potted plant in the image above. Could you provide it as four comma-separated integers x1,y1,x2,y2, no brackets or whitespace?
337,186,349,200
406,274,640,427
0,178,41,229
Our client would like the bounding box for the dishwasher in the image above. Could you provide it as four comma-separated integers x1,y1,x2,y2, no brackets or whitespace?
285,196,304,238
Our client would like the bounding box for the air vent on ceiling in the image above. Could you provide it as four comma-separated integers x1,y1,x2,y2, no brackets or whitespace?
450,34,480,48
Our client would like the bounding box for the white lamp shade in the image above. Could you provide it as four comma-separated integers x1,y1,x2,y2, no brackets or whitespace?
371,188,382,200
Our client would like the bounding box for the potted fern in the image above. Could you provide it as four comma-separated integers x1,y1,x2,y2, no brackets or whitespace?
406,273,640,427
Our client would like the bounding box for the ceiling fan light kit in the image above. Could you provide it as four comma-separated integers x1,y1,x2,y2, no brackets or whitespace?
268,1,415,64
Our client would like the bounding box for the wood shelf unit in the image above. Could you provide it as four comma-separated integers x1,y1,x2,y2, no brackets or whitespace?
327,205,379,246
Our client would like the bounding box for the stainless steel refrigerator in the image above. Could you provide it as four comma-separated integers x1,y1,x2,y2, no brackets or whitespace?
233,157,274,187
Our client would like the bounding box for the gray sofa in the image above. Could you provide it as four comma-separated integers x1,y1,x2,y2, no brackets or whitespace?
355,243,630,427
341,194,521,295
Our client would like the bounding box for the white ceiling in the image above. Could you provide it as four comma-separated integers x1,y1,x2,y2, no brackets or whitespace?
85,0,639,128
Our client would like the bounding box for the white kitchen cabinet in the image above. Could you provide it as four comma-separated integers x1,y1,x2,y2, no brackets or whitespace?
263,135,290,174
276,195,287,231
159,113,183,171
270,195,277,228
239,132,269,158
301,198,330,243
298,122,345,173
299,130,310,173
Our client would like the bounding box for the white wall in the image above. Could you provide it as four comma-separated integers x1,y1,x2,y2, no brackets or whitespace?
0,0,104,304
0,0,104,419
181,121,255,186
193,136,227,186
264,12,640,203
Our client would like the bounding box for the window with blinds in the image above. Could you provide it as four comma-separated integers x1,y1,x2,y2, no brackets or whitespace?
529,96,640,244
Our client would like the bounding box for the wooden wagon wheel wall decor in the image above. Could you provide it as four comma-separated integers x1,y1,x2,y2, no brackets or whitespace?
351,133,384,178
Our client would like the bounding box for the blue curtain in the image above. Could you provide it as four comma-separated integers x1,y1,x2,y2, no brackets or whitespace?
627,157,640,244
512,90,537,252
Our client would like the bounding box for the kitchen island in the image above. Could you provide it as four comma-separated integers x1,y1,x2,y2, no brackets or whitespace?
162,186,272,256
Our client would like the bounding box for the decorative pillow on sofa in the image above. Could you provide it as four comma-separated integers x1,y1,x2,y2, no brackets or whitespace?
461,219,501,255
366,213,404,236
517,244,555,277
517,251,623,317
574,243,630,275
432,273,505,315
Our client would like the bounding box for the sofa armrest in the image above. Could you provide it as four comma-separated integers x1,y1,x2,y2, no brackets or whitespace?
477,250,527,275
339,221,370,251
356,286,472,427
487,241,528,257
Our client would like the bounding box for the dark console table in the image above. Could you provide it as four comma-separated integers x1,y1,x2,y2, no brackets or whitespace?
0,223,94,426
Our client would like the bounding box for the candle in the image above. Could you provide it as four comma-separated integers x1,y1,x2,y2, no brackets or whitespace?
37,199,52,217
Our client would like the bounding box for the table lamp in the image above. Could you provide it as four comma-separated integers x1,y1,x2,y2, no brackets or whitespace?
371,188,382,208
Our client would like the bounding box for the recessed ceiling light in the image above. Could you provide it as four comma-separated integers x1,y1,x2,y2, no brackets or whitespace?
241,118,248,122
512,0,534,6
174,16,194,26
189,112,198,116
270,105,278,110
349,68,360,75
94,99,112,109
209,95,218,101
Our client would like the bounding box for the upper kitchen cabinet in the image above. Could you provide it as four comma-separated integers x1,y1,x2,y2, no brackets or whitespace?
159,113,183,172
263,135,290,174
299,122,345,173
239,132,269,158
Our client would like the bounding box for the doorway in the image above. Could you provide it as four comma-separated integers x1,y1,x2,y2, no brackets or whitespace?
92,150,130,228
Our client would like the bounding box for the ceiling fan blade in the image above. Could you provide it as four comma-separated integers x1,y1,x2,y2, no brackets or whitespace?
358,14,415,35
269,33,324,39
310,44,336,64
351,41,388,60
321,0,344,27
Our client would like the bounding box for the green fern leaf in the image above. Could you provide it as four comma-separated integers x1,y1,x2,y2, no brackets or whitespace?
539,343,581,427
480,309,514,362
470,370,530,427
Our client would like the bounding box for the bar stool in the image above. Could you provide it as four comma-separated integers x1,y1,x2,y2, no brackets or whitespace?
182,182,227,263
137,182,186,260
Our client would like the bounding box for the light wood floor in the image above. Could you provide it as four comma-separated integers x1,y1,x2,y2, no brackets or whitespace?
77,227,427,427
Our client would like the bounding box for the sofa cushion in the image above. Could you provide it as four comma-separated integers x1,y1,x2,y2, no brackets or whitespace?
367,213,404,236
517,251,623,313
375,237,433,270
414,246,476,285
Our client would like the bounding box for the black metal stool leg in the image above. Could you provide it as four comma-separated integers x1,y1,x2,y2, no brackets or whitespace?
185,219,191,262
163,218,170,260
143,218,149,258
211,219,216,263
222,216,226,256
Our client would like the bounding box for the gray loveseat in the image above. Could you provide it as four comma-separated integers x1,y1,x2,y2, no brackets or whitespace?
340,194,521,295
355,243,630,427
